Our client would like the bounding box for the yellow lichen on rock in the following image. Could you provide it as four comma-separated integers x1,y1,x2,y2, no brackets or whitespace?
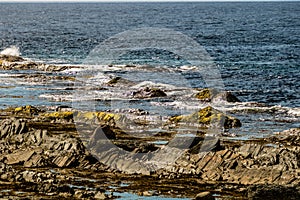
195,88,218,101
14,105,40,115
42,111,74,120
169,106,241,129
195,88,240,103
74,111,127,124
83,112,96,120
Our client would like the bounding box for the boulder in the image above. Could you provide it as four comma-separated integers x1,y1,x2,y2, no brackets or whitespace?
195,88,240,103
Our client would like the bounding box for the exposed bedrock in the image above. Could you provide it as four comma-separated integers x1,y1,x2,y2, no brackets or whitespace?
0,107,299,199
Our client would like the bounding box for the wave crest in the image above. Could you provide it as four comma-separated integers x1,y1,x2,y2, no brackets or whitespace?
0,46,20,56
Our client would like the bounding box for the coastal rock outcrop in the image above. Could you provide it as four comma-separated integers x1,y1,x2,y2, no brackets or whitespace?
169,106,242,129
0,106,299,199
0,55,78,72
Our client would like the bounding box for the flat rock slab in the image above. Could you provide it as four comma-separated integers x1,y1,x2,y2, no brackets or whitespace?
5,150,35,165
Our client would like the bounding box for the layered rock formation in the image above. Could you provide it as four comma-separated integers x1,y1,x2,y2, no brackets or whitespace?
0,106,299,199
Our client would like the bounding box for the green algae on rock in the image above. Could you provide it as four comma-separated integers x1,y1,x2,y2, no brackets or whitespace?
169,106,241,129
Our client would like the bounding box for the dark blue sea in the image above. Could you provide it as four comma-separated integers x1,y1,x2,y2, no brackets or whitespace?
0,2,299,139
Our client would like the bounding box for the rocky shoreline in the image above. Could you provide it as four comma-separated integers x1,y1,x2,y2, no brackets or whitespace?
0,55,299,199
0,105,299,199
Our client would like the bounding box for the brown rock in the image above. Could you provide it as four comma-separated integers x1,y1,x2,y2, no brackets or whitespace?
5,150,35,165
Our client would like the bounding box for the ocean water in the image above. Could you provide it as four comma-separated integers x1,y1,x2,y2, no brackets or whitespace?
0,2,299,139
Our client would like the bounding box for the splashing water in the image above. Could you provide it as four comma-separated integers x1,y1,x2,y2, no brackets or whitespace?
0,46,20,56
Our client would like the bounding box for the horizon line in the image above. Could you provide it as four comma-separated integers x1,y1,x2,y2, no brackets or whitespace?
1,0,300,3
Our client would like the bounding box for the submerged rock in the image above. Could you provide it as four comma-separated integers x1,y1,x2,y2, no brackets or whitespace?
107,76,134,86
169,106,241,129
132,87,167,99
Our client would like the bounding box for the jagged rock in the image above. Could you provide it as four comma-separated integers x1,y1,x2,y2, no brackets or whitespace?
169,106,241,129
0,54,24,62
0,118,28,138
132,87,167,98
0,106,299,198
52,153,78,167
24,153,46,167
238,143,263,158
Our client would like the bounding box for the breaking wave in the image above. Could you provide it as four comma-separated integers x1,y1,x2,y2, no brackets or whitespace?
0,46,20,57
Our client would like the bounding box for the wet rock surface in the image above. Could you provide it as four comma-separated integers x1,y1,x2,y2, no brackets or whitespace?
132,87,167,99
0,106,299,199
0,55,78,72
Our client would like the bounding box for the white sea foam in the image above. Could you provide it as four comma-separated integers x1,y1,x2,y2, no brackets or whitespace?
130,81,187,90
0,46,20,56
287,107,300,117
